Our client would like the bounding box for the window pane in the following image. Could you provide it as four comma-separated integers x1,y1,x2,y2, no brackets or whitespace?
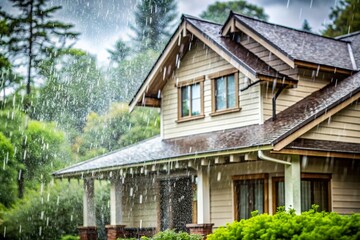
191,84,201,116
227,75,236,108
215,77,226,110
313,181,328,211
301,180,312,211
237,179,264,220
181,86,190,117
275,181,285,210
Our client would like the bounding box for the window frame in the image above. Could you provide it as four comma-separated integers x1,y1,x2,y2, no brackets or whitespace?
210,68,240,116
272,173,332,213
233,173,269,220
176,76,205,123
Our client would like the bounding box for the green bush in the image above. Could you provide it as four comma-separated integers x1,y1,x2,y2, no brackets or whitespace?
60,235,80,240
208,206,360,240
141,230,202,240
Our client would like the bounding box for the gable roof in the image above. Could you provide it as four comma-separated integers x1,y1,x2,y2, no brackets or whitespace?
54,71,360,178
337,31,360,70
226,12,355,71
129,15,297,111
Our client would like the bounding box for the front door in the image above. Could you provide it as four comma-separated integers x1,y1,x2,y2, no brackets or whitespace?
160,177,193,232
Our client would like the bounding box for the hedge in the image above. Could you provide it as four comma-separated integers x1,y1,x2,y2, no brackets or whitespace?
208,206,360,240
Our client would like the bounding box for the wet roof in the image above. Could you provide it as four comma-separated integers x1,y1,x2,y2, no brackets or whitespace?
288,139,360,154
338,31,360,70
53,72,360,177
232,13,354,70
185,16,293,81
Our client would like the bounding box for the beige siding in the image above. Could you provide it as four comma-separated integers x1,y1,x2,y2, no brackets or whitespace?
262,76,329,120
209,157,360,228
302,157,360,214
162,40,260,139
122,176,158,228
209,161,285,228
301,102,360,143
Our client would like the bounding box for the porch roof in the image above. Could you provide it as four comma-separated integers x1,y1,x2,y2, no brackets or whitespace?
53,72,360,178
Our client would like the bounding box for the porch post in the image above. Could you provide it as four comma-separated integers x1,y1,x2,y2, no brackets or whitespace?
284,155,301,214
78,178,97,240
106,179,126,240
187,166,213,238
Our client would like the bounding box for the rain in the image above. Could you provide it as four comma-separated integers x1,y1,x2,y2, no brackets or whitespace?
0,0,359,240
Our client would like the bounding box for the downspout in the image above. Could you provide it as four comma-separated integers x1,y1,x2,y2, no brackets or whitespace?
272,84,287,120
258,150,291,165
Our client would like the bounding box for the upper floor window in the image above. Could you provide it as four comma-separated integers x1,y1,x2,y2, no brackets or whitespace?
177,77,204,122
210,69,240,116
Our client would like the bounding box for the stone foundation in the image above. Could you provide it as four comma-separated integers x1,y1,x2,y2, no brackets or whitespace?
124,227,156,238
78,226,97,240
105,225,126,240
186,224,214,239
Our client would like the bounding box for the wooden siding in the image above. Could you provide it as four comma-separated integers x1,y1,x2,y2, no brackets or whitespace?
301,101,360,143
209,161,285,228
162,39,260,139
209,157,360,228
122,176,158,228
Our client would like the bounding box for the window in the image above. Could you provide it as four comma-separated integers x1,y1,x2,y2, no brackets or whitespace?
233,174,268,220
177,78,204,122
272,174,331,212
210,68,239,116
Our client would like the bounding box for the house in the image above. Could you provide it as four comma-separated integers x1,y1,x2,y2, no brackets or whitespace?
53,12,360,240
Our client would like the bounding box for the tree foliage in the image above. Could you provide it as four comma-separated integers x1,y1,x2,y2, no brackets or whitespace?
302,19,312,32
323,0,360,37
73,103,160,161
4,0,78,104
200,0,268,24
107,39,131,64
130,0,178,51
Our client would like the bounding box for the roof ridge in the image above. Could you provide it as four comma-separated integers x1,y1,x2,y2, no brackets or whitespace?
336,30,360,39
182,14,222,26
232,12,350,44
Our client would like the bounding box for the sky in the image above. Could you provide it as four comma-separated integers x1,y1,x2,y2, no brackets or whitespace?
1,0,338,64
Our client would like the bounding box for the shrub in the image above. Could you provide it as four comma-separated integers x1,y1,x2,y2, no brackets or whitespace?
60,235,80,240
116,229,202,240
207,206,360,240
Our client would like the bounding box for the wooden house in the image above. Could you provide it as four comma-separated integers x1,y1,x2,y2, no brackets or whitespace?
53,12,360,240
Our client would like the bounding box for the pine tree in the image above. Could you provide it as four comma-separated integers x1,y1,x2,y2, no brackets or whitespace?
323,0,360,37
107,39,131,64
130,0,178,52
302,19,312,32
6,0,78,102
200,0,269,24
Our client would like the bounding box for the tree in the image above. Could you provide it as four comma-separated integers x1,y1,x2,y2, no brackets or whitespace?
5,0,78,110
34,52,108,134
73,103,160,161
323,0,360,37
107,39,131,64
130,0,178,51
302,19,312,32
0,132,18,207
200,0,269,24
0,109,70,198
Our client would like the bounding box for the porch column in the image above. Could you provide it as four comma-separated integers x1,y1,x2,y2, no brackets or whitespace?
284,155,301,214
106,179,126,240
187,166,213,238
79,178,97,240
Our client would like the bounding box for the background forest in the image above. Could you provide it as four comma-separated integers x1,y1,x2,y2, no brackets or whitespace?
0,0,359,239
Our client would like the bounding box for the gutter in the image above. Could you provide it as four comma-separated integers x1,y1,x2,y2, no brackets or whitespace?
258,150,291,165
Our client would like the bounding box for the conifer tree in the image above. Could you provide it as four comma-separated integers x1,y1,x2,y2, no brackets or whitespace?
130,0,178,52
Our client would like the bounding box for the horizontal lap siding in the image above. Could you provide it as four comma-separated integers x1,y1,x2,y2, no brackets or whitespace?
122,177,158,228
162,40,260,139
209,162,285,228
301,102,360,143
303,157,360,214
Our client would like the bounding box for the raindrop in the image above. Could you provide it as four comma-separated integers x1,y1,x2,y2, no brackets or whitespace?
217,172,221,181
39,226,42,236
286,0,290,8
139,194,143,204
130,187,133,197
3,226,6,238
